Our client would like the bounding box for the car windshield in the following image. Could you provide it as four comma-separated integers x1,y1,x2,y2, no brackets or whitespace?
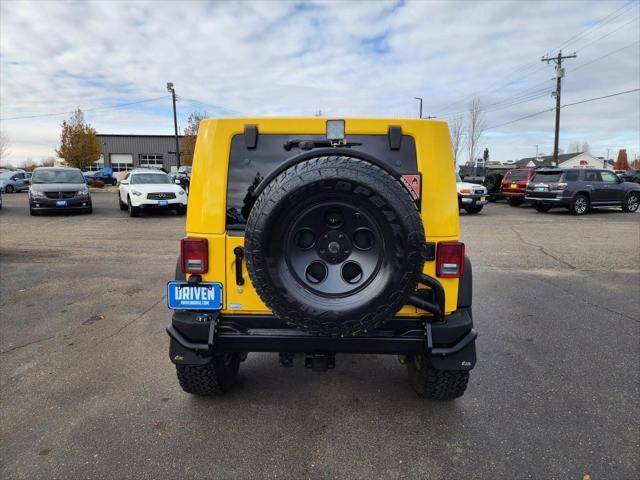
32,170,84,184
455,173,462,182
130,173,172,185
531,171,562,183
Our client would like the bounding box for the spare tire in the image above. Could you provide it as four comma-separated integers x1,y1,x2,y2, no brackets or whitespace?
245,156,425,337
483,173,502,192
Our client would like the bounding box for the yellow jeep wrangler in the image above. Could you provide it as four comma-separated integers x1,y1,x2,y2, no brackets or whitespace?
166,118,476,400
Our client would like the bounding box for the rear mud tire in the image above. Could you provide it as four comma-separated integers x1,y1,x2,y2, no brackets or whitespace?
407,354,469,401
245,156,425,337
176,355,241,396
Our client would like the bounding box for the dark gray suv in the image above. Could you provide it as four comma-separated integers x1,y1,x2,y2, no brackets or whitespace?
29,167,92,215
525,168,640,215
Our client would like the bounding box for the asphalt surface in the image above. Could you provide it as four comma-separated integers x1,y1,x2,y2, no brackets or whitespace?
1,192,638,479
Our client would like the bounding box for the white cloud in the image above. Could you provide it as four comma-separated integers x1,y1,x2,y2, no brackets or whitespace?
0,0,638,166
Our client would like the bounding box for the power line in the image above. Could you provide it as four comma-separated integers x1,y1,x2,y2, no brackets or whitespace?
560,88,640,108
431,1,639,117
574,15,640,53
0,95,170,121
486,108,555,130
552,0,638,52
569,40,640,72
487,87,640,129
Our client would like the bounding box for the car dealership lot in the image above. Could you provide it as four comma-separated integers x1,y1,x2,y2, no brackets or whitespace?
1,193,638,479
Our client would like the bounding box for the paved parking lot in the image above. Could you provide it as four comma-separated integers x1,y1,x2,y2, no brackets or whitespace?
1,192,638,479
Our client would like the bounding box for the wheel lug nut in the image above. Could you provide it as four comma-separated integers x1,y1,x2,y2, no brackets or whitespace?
320,249,325,254
338,234,343,239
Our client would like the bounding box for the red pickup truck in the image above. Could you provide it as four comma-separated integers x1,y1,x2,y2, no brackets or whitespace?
500,168,535,206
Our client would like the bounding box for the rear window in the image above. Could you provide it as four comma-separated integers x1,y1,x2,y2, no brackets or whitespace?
226,134,418,229
531,171,563,183
563,170,580,182
505,170,528,181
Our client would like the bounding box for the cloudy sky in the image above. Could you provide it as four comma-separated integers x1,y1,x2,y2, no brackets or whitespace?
1,0,639,166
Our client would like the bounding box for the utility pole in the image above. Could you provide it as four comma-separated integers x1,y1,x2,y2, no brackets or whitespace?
167,82,181,169
413,97,423,119
605,148,610,169
542,50,576,167
536,144,539,158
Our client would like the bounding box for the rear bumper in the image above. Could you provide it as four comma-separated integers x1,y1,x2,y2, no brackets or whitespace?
167,308,477,371
501,190,525,199
524,194,570,206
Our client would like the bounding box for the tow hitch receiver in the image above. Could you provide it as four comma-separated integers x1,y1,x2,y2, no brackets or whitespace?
305,354,335,372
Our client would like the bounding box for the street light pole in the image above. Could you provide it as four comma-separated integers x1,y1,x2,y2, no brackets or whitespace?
167,82,181,169
413,97,423,119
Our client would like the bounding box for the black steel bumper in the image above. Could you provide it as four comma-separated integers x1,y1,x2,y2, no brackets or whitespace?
167,308,477,371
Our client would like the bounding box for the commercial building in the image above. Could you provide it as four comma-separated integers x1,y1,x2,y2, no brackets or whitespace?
92,134,185,172
513,152,612,169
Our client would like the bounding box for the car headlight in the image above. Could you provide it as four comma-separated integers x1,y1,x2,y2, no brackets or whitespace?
178,189,186,195
131,190,143,196
30,189,46,198
77,186,89,196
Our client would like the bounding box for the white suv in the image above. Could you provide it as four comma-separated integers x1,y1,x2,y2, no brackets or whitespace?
118,169,187,217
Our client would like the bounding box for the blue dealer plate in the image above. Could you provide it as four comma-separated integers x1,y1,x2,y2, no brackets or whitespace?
158,200,169,206
167,282,222,310
56,200,68,206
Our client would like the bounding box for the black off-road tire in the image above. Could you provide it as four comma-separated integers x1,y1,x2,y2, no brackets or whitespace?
175,354,241,396
622,192,639,213
245,156,425,337
407,354,469,401
508,197,523,207
483,174,502,193
535,203,551,213
569,194,589,215
463,205,483,214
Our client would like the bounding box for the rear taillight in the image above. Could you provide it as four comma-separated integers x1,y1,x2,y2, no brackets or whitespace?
436,242,465,278
181,237,208,274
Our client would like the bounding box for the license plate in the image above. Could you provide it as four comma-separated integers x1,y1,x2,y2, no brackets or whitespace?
534,187,547,192
511,183,518,189
480,196,486,202
158,200,168,206
56,200,67,206
167,282,222,310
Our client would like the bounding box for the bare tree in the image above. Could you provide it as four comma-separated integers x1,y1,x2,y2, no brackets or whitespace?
466,98,486,166
0,131,10,162
449,116,465,165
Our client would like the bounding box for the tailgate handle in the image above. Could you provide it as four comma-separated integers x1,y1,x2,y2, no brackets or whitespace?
233,247,245,285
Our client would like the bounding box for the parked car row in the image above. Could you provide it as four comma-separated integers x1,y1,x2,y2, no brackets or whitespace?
0,170,32,193
1,167,188,217
456,166,640,216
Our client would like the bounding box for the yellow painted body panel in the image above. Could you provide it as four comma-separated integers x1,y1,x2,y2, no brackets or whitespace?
185,118,460,315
